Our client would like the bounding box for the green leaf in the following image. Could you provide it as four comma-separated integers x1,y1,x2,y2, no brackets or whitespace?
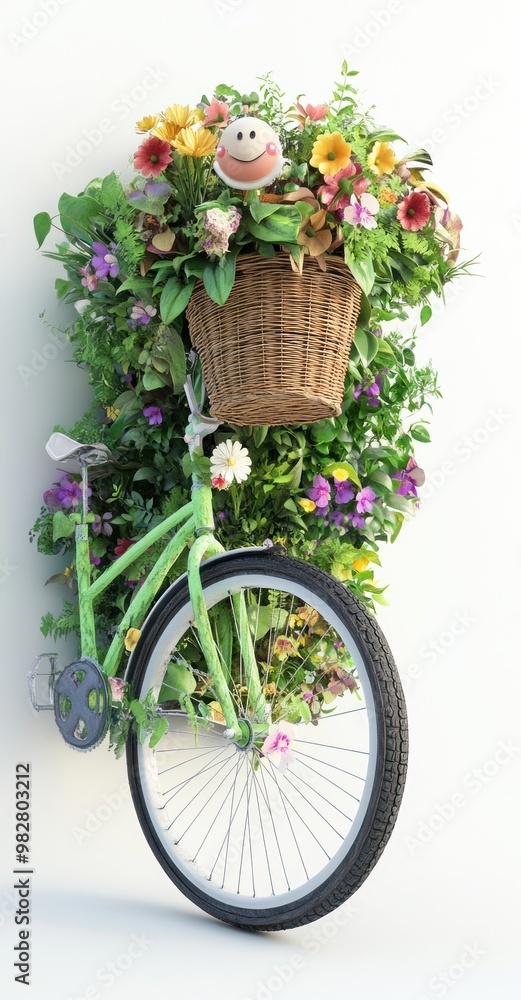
162,327,187,393
420,304,432,326
344,245,375,296
159,276,195,323
248,604,288,640
248,196,287,223
142,369,167,390
357,292,372,325
243,205,301,244
160,661,196,699
52,511,75,542
366,129,406,144
322,461,361,489
354,328,379,367
58,192,103,241
410,424,431,443
133,467,157,482
386,493,414,513
55,278,71,300
34,212,52,248
130,699,147,724
369,470,394,491
402,347,415,365
149,716,168,748
203,252,236,306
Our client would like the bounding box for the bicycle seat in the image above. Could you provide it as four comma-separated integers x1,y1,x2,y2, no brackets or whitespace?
46,432,111,466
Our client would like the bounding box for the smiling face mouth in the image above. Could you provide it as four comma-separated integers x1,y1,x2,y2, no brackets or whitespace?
228,150,265,164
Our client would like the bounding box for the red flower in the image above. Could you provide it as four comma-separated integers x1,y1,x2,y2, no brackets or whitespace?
397,190,431,232
114,538,135,558
133,137,172,178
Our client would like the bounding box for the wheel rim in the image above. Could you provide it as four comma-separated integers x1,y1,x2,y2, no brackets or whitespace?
133,571,379,910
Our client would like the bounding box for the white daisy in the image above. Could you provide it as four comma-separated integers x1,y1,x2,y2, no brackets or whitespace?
210,440,251,485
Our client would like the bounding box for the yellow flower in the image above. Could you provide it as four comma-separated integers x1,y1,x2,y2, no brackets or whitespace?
352,557,370,573
152,120,182,144
124,628,141,652
331,468,349,482
64,565,73,578
310,132,352,174
298,498,317,513
162,104,201,129
135,114,159,133
208,701,225,724
297,605,320,626
105,406,120,421
274,537,287,546
172,127,218,158
378,187,398,206
367,141,398,176
263,682,277,696
273,636,300,661
408,168,450,204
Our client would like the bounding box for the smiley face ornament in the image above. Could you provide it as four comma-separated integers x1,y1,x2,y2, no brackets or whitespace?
213,116,284,190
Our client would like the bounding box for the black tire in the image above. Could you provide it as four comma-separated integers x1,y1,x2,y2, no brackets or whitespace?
126,550,407,931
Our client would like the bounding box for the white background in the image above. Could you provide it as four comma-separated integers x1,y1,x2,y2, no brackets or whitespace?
1,0,520,997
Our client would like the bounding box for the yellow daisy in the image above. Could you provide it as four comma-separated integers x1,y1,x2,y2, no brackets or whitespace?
162,104,201,129
152,120,182,144
367,141,398,176
172,127,218,158
310,132,352,175
135,115,159,133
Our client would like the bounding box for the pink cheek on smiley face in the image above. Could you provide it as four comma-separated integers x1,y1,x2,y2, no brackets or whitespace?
217,145,226,158
266,142,277,155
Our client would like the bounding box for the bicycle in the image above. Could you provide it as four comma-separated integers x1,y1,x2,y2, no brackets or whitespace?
29,370,408,932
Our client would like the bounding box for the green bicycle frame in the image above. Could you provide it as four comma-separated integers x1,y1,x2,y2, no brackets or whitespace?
72,467,266,742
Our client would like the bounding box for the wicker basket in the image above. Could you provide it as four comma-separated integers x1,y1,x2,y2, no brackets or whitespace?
186,253,362,426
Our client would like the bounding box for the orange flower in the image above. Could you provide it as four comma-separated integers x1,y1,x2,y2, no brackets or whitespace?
378,188,398,206
310,132,352,175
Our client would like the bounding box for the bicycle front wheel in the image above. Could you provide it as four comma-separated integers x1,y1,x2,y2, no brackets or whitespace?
126,550,407,930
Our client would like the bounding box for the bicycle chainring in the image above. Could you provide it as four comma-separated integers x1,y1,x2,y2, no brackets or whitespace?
53,659,110,751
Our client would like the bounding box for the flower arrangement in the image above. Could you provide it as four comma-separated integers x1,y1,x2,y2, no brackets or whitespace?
32,63,472,663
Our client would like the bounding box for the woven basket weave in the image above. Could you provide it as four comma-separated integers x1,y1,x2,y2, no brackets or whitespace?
186,253,362,426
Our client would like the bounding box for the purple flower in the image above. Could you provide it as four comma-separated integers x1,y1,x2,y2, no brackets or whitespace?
348,511,365,529
308,474,331,509
44,474,91,511
395,457,425,497
143,405,162,426
328,510,345,529
334,479,355,504
216,510,228,520
91,241,119,279
131,300,157,325
353,383,363,400
89,551,101,566
92,512,113,537
356,487,376,514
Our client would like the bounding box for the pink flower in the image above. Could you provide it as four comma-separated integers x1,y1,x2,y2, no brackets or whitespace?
343,192,380,230
262,721,296,771
79,265,98,291
292,101,328,129
211,475,227,490
317,163,369,213
203,98,230,127
131,301,157,324
133,136,172,178
108,676,125,702
397,190,431,231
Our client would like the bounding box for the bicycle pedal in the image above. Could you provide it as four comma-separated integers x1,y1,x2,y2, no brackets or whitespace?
28,653,61,712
